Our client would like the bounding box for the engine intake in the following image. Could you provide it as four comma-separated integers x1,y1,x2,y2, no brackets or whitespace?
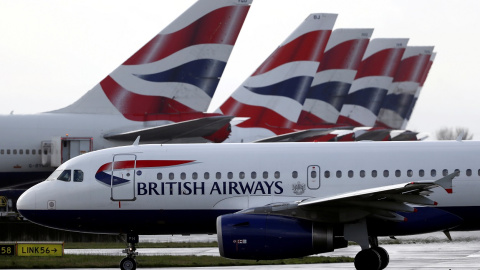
217,213,335,260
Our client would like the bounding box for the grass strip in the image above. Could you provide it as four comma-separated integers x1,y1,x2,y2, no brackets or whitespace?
64,241,218,249
0,255,353,269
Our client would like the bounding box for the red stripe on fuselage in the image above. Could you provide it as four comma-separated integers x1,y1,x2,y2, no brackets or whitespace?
96,160,195,174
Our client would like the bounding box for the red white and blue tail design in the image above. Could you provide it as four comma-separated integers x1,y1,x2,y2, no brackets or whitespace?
337,38,408,127
55,0,252,121
401,52,436,129
218,13,337,134
376,46,434,129
298,28,373,125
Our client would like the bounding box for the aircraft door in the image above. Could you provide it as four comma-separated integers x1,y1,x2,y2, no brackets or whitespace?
110,154,137,201
307,165,320,190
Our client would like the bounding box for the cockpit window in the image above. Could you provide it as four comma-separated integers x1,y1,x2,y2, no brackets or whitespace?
73,170,84,182
57,170,71,182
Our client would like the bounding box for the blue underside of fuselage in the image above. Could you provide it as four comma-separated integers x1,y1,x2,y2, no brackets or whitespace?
18,206,480,236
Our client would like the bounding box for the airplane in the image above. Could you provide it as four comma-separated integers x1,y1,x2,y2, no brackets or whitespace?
0,0,252,189
19,138,478,270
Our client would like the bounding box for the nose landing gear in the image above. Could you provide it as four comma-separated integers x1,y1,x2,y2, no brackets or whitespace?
120,232,139,270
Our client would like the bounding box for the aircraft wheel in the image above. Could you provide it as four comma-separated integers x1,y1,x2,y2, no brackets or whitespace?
354,248,381,270
372,246,389,269
120,257,137,270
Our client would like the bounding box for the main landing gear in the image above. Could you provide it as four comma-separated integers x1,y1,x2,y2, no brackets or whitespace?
344,219,390,270
354,236,390,270
120,232,139,270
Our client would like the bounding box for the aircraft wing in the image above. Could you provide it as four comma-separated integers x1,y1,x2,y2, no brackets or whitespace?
241,172,456,223
104,116,233,142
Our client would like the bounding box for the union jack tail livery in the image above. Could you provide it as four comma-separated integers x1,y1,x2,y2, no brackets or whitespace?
298,28,373,125
376,46,434,129
55,0,252,121
401,52,436,129
218,13,337,141
337,38,408,127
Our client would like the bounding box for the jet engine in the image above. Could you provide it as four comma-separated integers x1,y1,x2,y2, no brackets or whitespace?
217,213,342,260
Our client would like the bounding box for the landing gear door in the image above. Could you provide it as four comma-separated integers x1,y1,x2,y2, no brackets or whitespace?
111,154,137,201
307,165,320,190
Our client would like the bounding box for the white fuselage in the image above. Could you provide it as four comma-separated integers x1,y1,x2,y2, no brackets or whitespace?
0,113,176,188
17,140,480,235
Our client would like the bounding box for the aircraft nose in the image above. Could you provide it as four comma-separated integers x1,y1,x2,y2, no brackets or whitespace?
17,187,36,219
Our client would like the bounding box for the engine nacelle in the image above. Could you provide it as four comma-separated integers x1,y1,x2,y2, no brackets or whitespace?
217,213,335,260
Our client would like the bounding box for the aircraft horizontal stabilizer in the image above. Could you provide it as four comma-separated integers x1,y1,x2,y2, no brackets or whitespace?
254,127,352,143
104,116,233,142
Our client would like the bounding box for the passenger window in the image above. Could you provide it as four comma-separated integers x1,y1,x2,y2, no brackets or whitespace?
19,149,23,155
32,149,36,155
57,170,71,182
0,150,3,154
192,172,198,180
292,171,298,179
157,173,162,180
478,169,480,176
26,149,30,155
251,172,257,179
204,172,210,180
274,171,280,179
454,169,460,176
383,170,389,177
169,173,174,180
467,169,472,176
419,169,424,177
360,170,365,178
348,170,353,178
180,172,186,180
263,171,268,179
73,170,84,182
442,169,448,176
431,169,436,177
372,170,377,178
407,170,413,177
336,170,342,178
324,170,330,178
7,150,10,155
311,170,317,179
13,149,17,155
227,172,233,179
216,172,221,180
395,170,401,177
239,172,245,179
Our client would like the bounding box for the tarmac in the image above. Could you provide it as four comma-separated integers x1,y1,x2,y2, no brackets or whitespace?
63,241,480,269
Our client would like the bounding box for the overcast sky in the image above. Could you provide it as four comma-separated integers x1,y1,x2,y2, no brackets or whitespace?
1,0,479,139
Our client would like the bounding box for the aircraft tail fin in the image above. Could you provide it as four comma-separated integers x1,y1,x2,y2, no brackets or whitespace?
218,13,337,133
375,46,434,129
337,38,408,127
298,28,373,125
401,52,436,129
54,0,252,121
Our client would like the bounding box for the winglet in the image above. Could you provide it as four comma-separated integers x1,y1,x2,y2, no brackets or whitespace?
133,136,140,146
435,172,457,194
